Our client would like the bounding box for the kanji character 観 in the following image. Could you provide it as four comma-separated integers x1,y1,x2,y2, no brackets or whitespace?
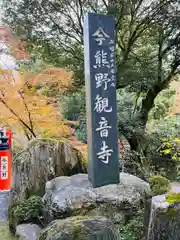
96,117,112,137
94,95,112,113
97,141,113,164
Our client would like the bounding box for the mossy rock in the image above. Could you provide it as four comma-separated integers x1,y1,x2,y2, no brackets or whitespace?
39,216,120,240
9,196,44,234
9,138,87,215
149,201,180,239
165,192,180,219
149,175,170,196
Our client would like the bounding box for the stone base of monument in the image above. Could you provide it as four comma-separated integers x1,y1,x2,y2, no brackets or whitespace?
146,182,180,240
28,173,149,239
14,173,150,239
43,173,150,223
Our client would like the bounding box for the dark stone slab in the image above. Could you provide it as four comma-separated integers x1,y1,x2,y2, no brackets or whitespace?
83,12,119,188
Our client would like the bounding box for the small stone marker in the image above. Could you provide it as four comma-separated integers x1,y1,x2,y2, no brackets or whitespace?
83,13,119,188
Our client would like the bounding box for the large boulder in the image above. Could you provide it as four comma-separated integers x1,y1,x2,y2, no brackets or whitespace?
43,173,150,224
39,216,120,240
9,138,87,224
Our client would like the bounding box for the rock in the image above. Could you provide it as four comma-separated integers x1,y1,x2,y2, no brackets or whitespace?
16,223,41,240
146,182,180,240
39,216,120,240
43,173,150,224
147,201,180,240
9,138,87,210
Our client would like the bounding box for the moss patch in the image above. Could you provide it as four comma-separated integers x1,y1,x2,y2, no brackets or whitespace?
39,216,117,240
149,175,170,196
164,193,180,220
72,147,88,169
0,222,17,240
166,192,180,204
39,219,87,240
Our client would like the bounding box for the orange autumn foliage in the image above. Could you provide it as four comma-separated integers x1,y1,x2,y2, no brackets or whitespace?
10,40,30,60
0,26,30,60
31,68,72,87
28,67,73,96
0,69,15,83
0,69,72,140
0,27,73,141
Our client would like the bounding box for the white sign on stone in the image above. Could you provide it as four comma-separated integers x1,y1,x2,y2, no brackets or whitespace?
96,117,112,138
95,73,111,90
93,50,110,69
97,141,113,164
94,95,112,113
92,27,110,46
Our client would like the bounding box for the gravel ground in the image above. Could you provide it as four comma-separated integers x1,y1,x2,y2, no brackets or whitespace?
0,191,10,221
0,191,17,239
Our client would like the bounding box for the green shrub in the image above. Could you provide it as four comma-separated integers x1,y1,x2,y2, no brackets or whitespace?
158,137,180,160
9,196,44,233
62,91,85,121
149,175,170,196
146,115,180,160
158,138,180,180
75,117,87,143
120,210,144,240
13,196,43,221
149,115,180,141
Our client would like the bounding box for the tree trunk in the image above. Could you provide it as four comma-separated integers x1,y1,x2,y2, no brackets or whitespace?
126,80,172,152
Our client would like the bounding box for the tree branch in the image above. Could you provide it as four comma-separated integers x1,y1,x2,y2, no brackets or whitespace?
102,0,108,9
18,90,34,134
0,97,36,138
41,1,82,44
